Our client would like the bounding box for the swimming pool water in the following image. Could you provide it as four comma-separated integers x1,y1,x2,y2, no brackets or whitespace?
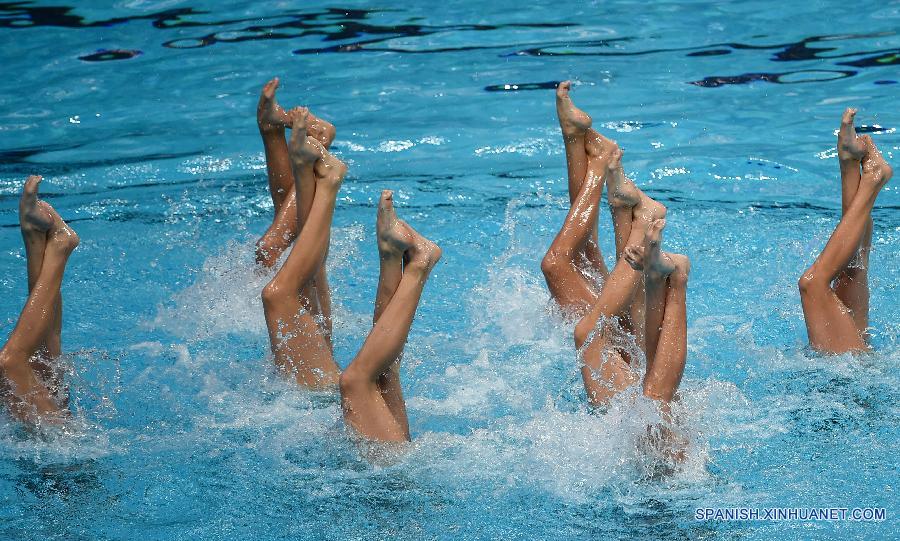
0,1,898,539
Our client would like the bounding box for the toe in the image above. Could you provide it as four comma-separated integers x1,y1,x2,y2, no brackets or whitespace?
263,77,279,96
22,175,42,197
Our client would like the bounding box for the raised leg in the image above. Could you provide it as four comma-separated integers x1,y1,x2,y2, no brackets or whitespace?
627,190,666,354
255,76,337,269
261,120,344,388
638,220,675,373
18,176,60,358
643,254,689,402
556,82,591,208
1,205,78,425
367,190,417,431
605,147,667,352
572,223,651,406
541,151,607,314
287,110,336,349
339,224,442,442
605,148,640,259
306,113,337,348
798,138,892,353
833,110,872,335
257,78,296,213
255,77,299,268
555,82,608,276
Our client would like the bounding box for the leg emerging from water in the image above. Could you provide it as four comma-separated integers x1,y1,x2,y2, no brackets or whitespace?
541,148,609,314
555,81,607,277
255,77,337,271
288,109,336,349
256,78,298,267
339,205,441,442
798,137,892,353
643,252,689,403
833,109,872,335
639,220,674,376
261,119,344,388
18,176,62,377
605,148,667,352
1,190,79,425
572,222,654,407
257,78,295,212
368,190,413,431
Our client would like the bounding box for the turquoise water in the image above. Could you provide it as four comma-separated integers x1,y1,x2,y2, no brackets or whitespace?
1,1,898,539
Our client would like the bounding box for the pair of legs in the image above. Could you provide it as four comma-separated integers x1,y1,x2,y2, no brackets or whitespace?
798,112,892,353
261,116,345,388
572,217,690,408
543,83,685,407
259,120,442,443
543,82,666,348
338,191,441,442
255,78,336,346
0,176,79,424
541,81,621,317
552,81,609,281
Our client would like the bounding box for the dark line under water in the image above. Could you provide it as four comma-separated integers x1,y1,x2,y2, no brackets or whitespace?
0,3,896,88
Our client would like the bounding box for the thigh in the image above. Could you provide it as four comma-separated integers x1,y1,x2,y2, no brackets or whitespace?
265,301,339,388
580,328,639,407
800,286,867,353
833,268,869,335
545,264,599,314
342,384,408,442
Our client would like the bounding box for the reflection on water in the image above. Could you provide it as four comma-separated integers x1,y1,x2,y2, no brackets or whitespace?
1,3,897,87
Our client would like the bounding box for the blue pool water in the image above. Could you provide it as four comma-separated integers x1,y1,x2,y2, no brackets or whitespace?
0,1,898,539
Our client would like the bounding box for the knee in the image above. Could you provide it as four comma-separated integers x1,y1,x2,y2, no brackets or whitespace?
797,267,826,295
541,250,565,280
574,317,594,348
657,202,668,221
338,367,368,397
261,281,283,308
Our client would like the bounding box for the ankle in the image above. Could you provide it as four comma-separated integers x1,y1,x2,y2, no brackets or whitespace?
259,124,285,136
378,249,404,263
838,155,861,167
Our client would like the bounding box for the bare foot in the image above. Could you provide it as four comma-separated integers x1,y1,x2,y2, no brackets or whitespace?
288,108,323,165
46,208,80,256
307,112,336,148
644,219,675,278
605,148,640,208
634,192,667,226
19,175,53,234
623,244,646,271
861,136,893,192
584,128,617,159
556,81,592,138
257,78,292,132
404,225,442,273
376,190,415,257
838,108,866,162
313,147,347,192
